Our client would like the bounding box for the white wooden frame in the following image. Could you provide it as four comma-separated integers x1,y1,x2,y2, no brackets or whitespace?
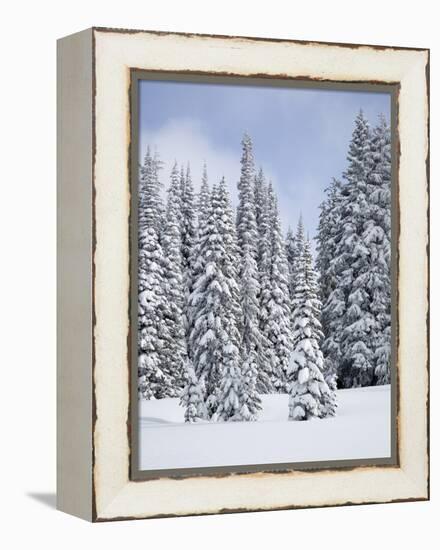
57,27,429,522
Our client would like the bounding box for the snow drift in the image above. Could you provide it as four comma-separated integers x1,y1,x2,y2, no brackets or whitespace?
139,385,391,471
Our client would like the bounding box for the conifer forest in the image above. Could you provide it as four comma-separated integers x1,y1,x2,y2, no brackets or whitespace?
137,110,392,429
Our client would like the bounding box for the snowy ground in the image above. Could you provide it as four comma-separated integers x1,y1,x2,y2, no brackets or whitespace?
139,385,391,470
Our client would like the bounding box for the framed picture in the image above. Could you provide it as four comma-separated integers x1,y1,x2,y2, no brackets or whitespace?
57,27,429,522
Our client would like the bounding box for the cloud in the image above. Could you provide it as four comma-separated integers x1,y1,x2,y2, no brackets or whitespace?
140,118,283,221
140,117,242,205
138,81,391,252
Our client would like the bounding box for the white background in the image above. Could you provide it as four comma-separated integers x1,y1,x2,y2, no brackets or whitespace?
0,0,437,547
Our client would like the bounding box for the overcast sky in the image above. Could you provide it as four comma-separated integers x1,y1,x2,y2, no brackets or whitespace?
139,79,391,239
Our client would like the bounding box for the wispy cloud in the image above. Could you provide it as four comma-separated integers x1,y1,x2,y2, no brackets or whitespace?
141,117,240,203
140,117,280,226
139,81,391,241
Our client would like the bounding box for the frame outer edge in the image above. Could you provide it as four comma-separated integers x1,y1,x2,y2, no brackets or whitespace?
57,27,94,522
89,28,429,521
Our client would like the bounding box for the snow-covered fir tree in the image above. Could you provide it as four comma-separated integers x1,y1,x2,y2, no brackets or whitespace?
212,178,243,341
180,165,197,273
318,113,392,389
367,115,392,384
138,149,171,399
214,178,249,420
316,179,343,308
180,363,207,422
253,168,274,393
160,190,188,393
375,325,391,385
289,217,337,390
179,165,186,200
288,239,337,420
318,112,373,387
318,110,390,389
287,217,306,311
316,178,344,387
138,226,171,399
293,216,305,267
189,179,243,419
180,164,197,340
167,161,183,230
198,163,211,226
138,147,164,235
285,226,297,300
337,111,376,388
235,134,262,417
187,183,220,409
186,163,211,360
254,167,266,240
316,180,339,302
261,184,292,392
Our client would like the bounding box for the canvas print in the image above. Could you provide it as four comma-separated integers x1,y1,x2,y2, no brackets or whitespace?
134,77,394,473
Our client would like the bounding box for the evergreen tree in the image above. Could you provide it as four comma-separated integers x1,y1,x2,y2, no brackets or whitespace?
319,111,377,388
262,184,292,392
161,194,187,393
179,165,186,199
180,164,197,340
254,167,266,240
316,178,344,387
181,164,197,273
292,216,305,273
138,148,170,399
235,134,262,416
216,177,243,344
316,180,341,302
337,111,375,387
239,356,261,420
198,163,211,227
138,227,171,399
189,179,243,419
375,326,391,385
318,113,392,389
187,184,219,408
167,161,183,229
285,226,296,301
138,147,164,235
288,217,306,314
288,240,337,420
187,163,211,360
215,178,248,420
253,168,274,393
367,115,392,384
180,363,207,422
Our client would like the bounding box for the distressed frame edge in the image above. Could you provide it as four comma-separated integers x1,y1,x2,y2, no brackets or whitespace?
87,28,429,522
424,48,430,502
91,25,430,53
